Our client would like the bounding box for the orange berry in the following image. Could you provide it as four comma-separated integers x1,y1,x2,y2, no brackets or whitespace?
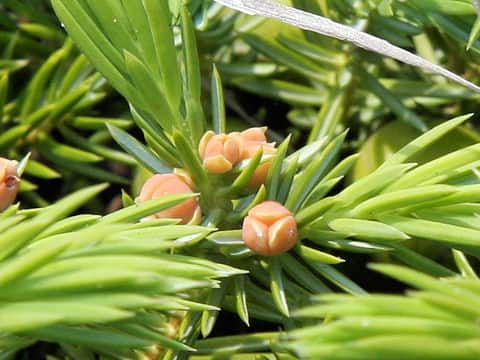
240,127,275,159
241,127,268,143
199,131,242,174
198,127,276,187
242,201,298,256
237,128,276,187
0,158,19,212
137,174,200,224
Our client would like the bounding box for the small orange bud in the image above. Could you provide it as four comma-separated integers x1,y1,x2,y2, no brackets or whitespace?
0,158,20,212
173,168,196,189
239,127,275,159
199,131,242,174
241,127,268,143
137,174,200,224
242,201,298,256
239,127,276,187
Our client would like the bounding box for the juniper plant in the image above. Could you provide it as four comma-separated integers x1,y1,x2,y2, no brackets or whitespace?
1,0,480,359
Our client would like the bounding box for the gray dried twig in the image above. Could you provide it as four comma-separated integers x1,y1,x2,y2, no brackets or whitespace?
474,0,480,18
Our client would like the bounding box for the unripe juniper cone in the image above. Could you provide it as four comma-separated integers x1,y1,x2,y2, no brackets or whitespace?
242,201,298,256
0,158,20,212
136,173,200,224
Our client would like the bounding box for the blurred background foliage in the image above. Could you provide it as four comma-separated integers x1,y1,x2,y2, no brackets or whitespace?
2,0,480,359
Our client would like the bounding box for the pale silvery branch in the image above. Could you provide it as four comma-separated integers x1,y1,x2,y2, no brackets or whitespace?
215,0,480,93
474,0,480,18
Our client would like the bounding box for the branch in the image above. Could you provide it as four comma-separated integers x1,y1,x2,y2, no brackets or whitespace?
474,0,480,18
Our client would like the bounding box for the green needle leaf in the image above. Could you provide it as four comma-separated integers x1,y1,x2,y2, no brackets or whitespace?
234,275,250,326
270,257,290,317
211,65,226,134
201,286,227,338
329,218,410,241
107,123,171,174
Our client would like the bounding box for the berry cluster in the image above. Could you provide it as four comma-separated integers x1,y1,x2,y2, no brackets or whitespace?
136,127,299,256
199,127,275,187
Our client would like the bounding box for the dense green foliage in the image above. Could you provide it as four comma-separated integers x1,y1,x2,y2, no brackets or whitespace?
1,0,480,359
